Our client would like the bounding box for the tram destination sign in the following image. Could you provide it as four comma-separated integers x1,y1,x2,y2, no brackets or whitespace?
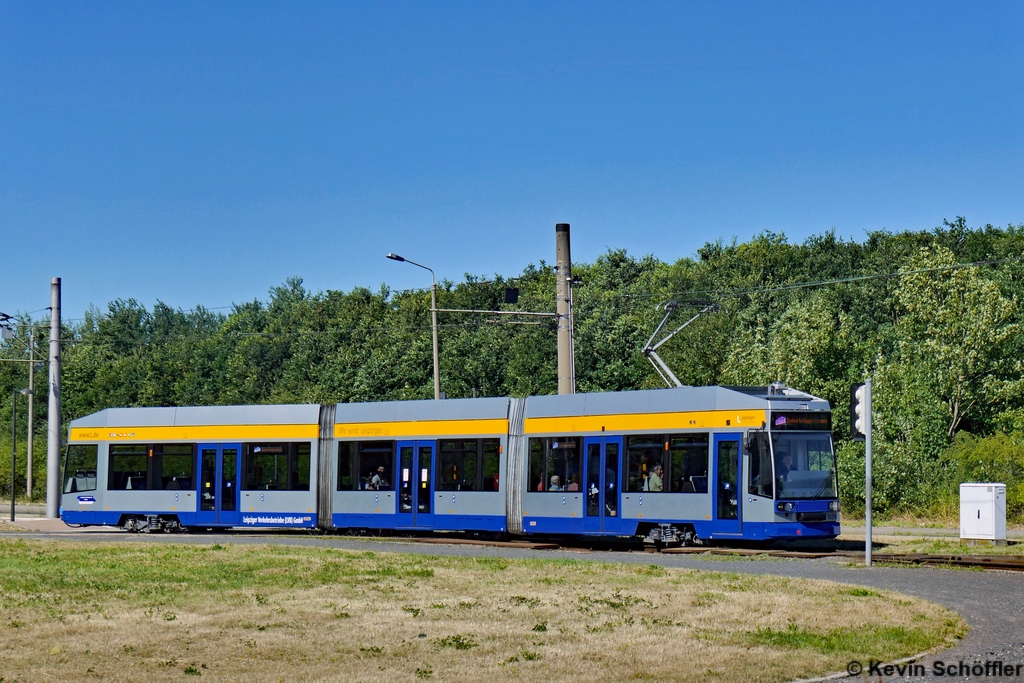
770,411,832,431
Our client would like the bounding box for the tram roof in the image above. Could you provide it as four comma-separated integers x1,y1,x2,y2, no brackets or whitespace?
333,396,511,423
70,403,321,428
69,385,828,429
524,385,829,418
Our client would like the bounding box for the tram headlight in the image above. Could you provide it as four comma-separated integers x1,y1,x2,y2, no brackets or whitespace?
776,502,794,513
828,501,840,512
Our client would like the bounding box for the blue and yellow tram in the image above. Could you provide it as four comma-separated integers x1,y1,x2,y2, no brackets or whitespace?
60,385,840,542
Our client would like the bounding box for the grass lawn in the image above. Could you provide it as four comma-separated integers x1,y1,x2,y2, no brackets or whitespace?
0,539,964,682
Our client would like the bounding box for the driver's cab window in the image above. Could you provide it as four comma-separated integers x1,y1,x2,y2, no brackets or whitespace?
63,444,98,493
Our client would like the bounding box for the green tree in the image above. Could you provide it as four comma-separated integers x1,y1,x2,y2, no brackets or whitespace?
893,246,1021,438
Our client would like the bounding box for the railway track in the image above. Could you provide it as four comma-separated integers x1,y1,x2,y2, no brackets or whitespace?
392,535,1024,572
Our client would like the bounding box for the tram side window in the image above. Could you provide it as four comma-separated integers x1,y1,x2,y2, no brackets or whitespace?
436,439,502,491
243,443,312,491
337,442,354,490
545,439,579,491
438,440,479,491
358,442,393,491
108,445,148,490
626,436,665,492
528,437,581,491
336,441,395,491
63,444,98,493
529,439,544,491
747,432,773,497
482,439,500,491
153,444,195,490
245,444,287,490
669,435,709,493
295,443,311,489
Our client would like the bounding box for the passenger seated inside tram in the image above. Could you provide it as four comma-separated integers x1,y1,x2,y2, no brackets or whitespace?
549,475,563,491
370,465,390,490
566,474,580,491
643,464,664,492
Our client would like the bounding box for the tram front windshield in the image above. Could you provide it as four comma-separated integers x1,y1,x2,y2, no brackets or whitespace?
772,432,837,500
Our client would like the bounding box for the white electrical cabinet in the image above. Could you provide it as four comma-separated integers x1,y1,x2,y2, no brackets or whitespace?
960,483,1006,542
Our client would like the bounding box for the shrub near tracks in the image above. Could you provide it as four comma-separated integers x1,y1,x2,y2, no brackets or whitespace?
0,539,964,683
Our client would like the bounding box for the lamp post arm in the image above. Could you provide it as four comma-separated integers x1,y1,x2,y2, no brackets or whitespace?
400,259,436,290
386,253,440,399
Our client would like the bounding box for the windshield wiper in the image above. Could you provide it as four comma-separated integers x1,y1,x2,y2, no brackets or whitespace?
808,472,834,500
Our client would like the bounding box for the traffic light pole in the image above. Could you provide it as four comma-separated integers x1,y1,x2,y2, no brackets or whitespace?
864,377,873,567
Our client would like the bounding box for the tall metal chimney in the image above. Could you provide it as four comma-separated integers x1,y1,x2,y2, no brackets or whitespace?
555,224,574,394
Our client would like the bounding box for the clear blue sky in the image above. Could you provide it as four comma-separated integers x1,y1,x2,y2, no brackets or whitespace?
2,2,1022,321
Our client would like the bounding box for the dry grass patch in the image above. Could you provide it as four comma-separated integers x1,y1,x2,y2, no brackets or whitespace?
0,539,964,682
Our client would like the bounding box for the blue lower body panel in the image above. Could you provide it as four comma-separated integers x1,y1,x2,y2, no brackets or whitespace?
432,515,506,532
763,522,840,539
332,513,505,532
723,522,840,540
333,513,401,529
519,517,838,541
62,510,122,526
61,509,317,529
520,517,640,536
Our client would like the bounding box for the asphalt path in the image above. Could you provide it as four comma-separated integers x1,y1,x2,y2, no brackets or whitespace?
4,522,1023,682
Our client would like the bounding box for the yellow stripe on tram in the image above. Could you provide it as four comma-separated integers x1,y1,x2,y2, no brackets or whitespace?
69,424,319,443
69,410,766,443
524,410,766,434
335,419,509,439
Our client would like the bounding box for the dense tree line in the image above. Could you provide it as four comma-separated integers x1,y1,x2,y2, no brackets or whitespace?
3,218,1023,519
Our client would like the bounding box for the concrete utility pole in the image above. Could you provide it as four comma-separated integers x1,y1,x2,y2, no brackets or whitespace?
430,281,440,400
555,223,575,395
46,278,61,519
26,333,34,497
11,390,16,521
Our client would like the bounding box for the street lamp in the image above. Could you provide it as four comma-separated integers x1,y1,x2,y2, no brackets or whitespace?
386,253,440,400
11,388,32,522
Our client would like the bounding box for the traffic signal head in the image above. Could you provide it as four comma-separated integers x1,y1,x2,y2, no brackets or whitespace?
850,383,868,439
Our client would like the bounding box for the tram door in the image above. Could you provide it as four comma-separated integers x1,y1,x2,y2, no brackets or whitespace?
195,443,241,526
583,436,623,534
396,441,435,529
712,434,742,534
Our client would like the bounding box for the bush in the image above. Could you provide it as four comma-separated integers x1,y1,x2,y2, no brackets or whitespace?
836,440,865,517
940,432,1024,522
